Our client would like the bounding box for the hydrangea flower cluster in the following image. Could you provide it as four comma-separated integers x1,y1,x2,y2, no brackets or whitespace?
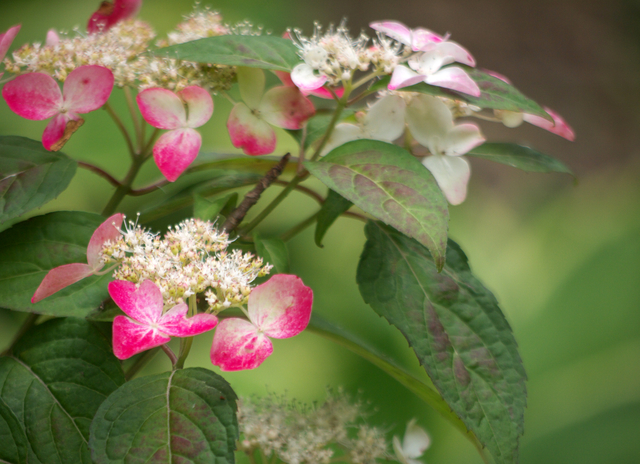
101,216,271,310
237,390,393,464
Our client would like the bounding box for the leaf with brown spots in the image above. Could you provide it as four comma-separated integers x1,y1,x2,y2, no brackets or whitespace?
357,221,527,464
89,368,239,464
305,140,449,270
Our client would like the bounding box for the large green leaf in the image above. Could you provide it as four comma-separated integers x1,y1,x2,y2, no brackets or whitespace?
314,189,353,247
0,318,125,464
90,368,239,464
306,314,484,454
0,397,28,464
305,140,449,269
193,192,238,222
153,35,301,71
467,143,573,175
0,211,112,317
0,136,77,225
357,222,527,464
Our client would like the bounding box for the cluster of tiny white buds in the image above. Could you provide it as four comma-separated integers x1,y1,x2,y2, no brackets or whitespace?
159,5,229,46
227,20,264,36
366,33,405,75
237,389,392,464
100,217,271,311
290,21,371,86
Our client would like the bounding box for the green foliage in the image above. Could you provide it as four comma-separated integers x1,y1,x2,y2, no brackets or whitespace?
254,234,289,273
0,318,125,464
467,143,574,175
357,222,527,464
90,368,239,464
194,192,238,221
153,35,301,71
0,136,76,225
306,140,449,269
0,397,28,464
314,189,353,247
0,211,113,317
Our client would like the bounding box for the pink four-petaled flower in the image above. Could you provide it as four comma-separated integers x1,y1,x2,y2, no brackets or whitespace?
32,213,124,303
137,86,214,181
370,21,480,96
210,274,313,371
2,65,115,151
227,67,315,156
109,279,219,360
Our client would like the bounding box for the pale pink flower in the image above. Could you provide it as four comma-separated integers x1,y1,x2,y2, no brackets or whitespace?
0,25,20,79
406,95,485,205
109,279,218,360
274,70,344,100
31,213,124,303
370,21,480,96
45,29,60,47
137,86,213,181
210,274,313,371
2,65,114,151
523,107,575,141
393,419,431,464
87,0,142,34
227,67,315,156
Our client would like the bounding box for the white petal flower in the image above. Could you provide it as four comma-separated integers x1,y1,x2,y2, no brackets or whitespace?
393,419,431,464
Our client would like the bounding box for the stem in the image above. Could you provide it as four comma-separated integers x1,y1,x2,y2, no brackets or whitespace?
124,347,160,380
142,128,161,160
1,313,38,356
101,154,147,216
78,161,121,188
161,344,178,367
123,86,143,154
130,179,170,196
104,101,136,157
311,99,347,161
272,180,324,204
238,174,305,235
280,211,319,242
222,153,291,233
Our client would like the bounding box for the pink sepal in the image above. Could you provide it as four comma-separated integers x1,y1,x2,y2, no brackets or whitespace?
260,86,315,130
63,65,114,113
0,25,20,61
426,67,481,97
112,315,171,360
227,102,276,156
109,280,164,325
389,65,425,90
482,68,511,84
87,213,124,269
178,86,214,128
137,88,186,130
523,107,575,141
210,318,274,371
46,29,60,47
42,113,73,151
275,71,342,100
248,274,313,339
88,0,142,34
2,73,62,120
153,128,202,182
31,263,94,303
291,64,328,91
160,304,218,337
369,21,412,46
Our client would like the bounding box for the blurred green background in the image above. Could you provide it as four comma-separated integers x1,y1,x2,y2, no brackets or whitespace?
2,0,640,463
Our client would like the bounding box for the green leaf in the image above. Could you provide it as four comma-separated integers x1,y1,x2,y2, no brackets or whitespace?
0,136,77,225
461,67,551,119
467,143,573,175
0,211,112,317
0,397,28,464
375,68,552,121
306,314,484,453
0,318,125,464
153,35,301,71
194,192,239,221
90,367,239,464
314,189,353,247
357,222,527,464
288,109,356,150
305,140,449,269
254,235,289,273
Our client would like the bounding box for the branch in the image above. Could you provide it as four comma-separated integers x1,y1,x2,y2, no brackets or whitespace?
78,161,121,188
221,153,291,232
129,179,170,196
273,179,324,204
